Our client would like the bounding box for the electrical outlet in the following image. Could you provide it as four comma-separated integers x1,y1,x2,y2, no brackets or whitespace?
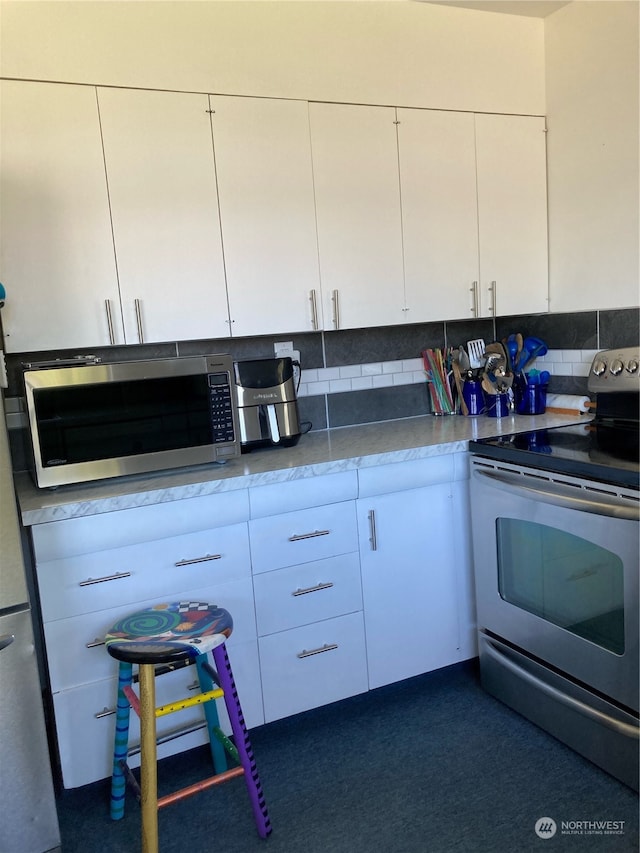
274,342,301,365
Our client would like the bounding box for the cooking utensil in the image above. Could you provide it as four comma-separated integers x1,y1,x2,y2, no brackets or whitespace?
466,339,485,369
505,336,518,372
457,346,470,372
517,336,548,373
452,360,469,416
482,375,497,395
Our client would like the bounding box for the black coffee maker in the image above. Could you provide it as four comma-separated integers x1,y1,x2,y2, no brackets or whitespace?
234,357,301,451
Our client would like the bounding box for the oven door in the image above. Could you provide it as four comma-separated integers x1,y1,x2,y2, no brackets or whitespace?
470,457,639,713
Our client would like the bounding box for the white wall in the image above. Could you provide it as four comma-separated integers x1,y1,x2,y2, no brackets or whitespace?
545,1,639,311
0,1,545,115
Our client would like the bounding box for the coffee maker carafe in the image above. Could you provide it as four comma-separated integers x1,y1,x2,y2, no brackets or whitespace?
234,357,301,451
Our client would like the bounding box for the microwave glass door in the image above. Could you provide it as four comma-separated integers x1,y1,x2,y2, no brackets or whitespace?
34,374,212,467
496,519,625,655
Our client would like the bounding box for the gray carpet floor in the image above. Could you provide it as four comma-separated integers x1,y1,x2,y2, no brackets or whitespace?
55,660,639,852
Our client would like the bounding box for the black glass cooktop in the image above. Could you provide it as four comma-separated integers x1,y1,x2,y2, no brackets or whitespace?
469,421,640,490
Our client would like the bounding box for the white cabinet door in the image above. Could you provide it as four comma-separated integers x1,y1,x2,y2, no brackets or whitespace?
309,102,405,330
97,88,230,343
475,113,549,318
210,96,322,337
0,81,122,352
398,109,480,323
358,482,464,690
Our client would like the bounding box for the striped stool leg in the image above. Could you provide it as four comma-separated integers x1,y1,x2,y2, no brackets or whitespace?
195,655,228,774
111,661,133,820
211,643,272,839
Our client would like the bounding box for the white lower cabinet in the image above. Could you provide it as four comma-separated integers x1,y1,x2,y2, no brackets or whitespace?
357,456,476,690
32,491,265,789
53,636,262,790
33,459,476,787
259,612,368,722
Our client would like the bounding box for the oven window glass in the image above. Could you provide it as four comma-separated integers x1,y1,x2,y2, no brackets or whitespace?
34,375,212,466
496,519,625,655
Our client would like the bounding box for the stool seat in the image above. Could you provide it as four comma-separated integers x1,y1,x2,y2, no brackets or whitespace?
106,602,232,664
105,601,271,851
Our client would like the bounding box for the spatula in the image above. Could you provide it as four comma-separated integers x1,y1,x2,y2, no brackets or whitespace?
466,339,485,369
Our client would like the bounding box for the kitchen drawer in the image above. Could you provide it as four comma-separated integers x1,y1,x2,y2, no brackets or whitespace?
44,578,257,691
53,638,263,789
31,488,250,561
249,501,358,575
249,471,358,519
253,553,362,637
258,611,368,723
37,522,250,622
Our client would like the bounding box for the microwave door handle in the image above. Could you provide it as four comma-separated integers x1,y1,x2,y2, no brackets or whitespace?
266,404,280,444
483,638,639,739
472,467,639,522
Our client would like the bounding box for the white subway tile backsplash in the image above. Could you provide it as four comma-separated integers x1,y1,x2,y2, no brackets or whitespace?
372,373,394,389
298,349,593,398
329,378,353,394
351,376,374,391
339,364,362,379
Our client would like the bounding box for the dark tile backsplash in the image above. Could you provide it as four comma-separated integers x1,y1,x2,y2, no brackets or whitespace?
328,383,431,428
4,307,638,472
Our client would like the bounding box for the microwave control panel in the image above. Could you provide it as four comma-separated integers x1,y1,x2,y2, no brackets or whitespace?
208,372,237,444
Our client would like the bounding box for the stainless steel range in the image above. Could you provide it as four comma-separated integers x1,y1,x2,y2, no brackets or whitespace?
469,347,639,790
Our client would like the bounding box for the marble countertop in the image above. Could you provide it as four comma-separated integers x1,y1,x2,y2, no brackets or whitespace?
15,411,586,525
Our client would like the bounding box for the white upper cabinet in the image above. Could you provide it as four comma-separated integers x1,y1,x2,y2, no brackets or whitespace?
209,96,322,337
0,81,122,352
309,103,405,330
97,88,230,343
474,113,549,318
397,109,480,323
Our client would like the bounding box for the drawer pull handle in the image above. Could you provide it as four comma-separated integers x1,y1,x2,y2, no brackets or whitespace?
79,571,131,587
175,554,222,567
292,582,334,597
368,510,377,551
288,530,330,542
86,637,106,648
297,643,338,659
95,707,116,719
187,681,200,692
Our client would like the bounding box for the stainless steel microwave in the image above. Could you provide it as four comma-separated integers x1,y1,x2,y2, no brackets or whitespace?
23,355,240,488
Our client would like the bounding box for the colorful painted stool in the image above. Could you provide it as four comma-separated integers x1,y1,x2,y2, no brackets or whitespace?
105,602,271,853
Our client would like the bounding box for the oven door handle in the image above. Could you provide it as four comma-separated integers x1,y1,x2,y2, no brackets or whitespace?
472,468,639,522
483,638,639,739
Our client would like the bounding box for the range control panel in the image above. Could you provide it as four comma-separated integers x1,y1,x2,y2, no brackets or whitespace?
588,347,640,394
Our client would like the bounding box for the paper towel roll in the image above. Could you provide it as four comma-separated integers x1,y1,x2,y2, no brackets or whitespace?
545,393,591,414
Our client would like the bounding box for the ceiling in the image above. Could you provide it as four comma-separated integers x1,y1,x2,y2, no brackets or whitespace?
423,1,571,18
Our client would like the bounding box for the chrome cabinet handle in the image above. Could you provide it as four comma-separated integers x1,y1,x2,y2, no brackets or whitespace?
368,509,377,551
175,554,222,567
331,289,340,330
297,643,338,659
86,637,106,649
488,280,496,315
470,281,479,317
292,581,334,597
104,299,115,344
288,529,330,542
95,707,116,719
79,571,131,587
310,289,319,331
134,298,144,344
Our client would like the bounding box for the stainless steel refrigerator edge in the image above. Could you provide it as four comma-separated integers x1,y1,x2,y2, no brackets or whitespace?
0,395,61,853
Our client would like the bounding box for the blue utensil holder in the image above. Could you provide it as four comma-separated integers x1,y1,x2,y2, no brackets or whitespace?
485,392,510,418
462,380,485,416
514,375,548,415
